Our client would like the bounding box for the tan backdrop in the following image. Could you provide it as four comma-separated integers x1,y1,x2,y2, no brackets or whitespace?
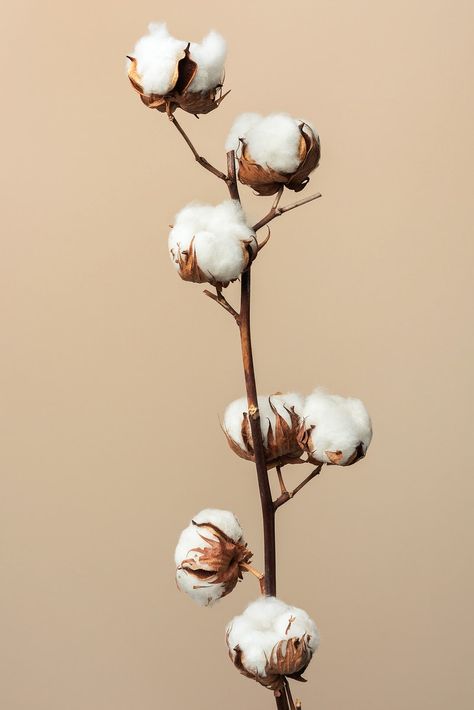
2,1,474,708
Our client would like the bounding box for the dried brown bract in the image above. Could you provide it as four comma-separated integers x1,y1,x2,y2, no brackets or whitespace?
224,395,305,467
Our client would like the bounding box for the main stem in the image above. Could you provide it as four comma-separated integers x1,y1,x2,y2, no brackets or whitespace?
226,151,289,709
239,266,277,596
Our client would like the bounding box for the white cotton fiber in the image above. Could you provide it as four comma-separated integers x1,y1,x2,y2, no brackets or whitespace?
131,23,186,95
225,113,318,173
225,113,262,152
224,393,304,452
175,567,225,607
189,31,227,92
302,388,372,465
169,200,256,284
130,23,226,96
192,508,243,542
226,597,319,677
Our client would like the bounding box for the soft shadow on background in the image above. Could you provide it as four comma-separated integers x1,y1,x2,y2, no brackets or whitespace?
1,1,473,708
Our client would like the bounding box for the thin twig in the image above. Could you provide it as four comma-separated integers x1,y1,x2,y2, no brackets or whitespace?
240,562,266,595
253,192,322,232
169,115,227,180
226,150,241,200
276,465,289,496
274,465,323,510
284,679,296,710
257,226,271,253
203,288,240,322
272,186,284,211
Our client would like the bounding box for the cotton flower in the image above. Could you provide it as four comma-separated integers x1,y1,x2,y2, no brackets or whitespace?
298,388,372,465
223,394,304,466
225,113,320,195
127,23,228,115
226,597,320,691
168,200,257,287
175,509,252,607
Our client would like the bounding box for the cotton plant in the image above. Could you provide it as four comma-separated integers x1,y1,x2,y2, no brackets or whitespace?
127,21,373,710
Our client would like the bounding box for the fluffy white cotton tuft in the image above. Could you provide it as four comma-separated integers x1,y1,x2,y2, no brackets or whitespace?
225,113,262,151
130,23,186,95
302,388,372,465
174,509,245,607
169,200,256,284
224,393,304,452
226,597,320,677
189,31,227,92
225,113,318,173
129,23,226,95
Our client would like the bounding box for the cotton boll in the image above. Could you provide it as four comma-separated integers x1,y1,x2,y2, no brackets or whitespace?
131,22,186,95
223,393,304,465
189,31,227,92
231,112,321,195
168,200,256,287
301,388,372,465
128,23,228,115
175,509,252,607
245,114,303,173
226,597,319,690
225,113,262,152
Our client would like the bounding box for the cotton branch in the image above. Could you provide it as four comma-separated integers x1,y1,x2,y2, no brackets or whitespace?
253,192,322,232
169,114,228,181
240,562,266,595
274,465,323,510
203,287,240,322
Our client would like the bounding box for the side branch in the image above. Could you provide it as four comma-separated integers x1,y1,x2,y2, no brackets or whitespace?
169,115,227,181
253,192,322,232
203,287,240,322
273,465,323,510
226,150,240,201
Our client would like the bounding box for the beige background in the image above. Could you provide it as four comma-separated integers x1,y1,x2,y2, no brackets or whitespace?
1,1,474,708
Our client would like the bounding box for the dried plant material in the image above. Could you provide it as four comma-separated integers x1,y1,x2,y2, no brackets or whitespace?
168,200,257,287
226,113,320,195
298,388,372,466
127,23,228,115
226,597,319,691
223,394,305,466
175,509,252,606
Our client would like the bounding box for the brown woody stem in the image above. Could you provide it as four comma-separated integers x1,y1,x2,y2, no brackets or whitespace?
239,266,277,595
274,465,323,510
276,465,289,496
284,679,296,710
253,192,322,232
170,115,227,181
203,287,240,322
225,150,240,200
